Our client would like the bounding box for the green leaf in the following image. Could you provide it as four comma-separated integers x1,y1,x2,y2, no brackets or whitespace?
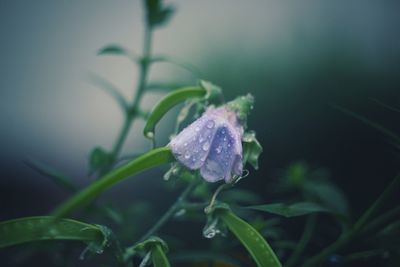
332,105,400,144
146,82,187,91
243,131,263,170
87,73,129,112
97,44,138,61
144,0,175,28
151,244,171,267
217,209,282,267
143,86,206,139
150,55,201,76
89,146,113,175
304,181,349,215
52,147,175,218
0,216,106,249
246,202,329,218
24,157,76,192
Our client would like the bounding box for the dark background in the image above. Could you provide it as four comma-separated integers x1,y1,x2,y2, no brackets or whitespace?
0,0,399,266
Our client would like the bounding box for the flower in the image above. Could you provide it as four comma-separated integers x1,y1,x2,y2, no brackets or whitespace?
169,94,254,183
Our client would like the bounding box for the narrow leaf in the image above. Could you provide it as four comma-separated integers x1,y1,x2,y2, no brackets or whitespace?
25,157,77,192
246,202,329,218
97,44,138,61
0,216,105,248
332,105,400,144
143,86,206,139
88,73,129,112
146,82,187,91
151,55,201,76
217,210,282,267
151,244,171,267
52,147,175,218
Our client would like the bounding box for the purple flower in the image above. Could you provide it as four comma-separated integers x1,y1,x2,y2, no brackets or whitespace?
169,105,245,183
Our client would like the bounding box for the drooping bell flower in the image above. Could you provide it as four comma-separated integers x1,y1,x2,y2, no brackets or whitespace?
169,94,254,183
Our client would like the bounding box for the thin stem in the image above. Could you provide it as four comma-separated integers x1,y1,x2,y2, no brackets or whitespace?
361,205,400,234
205,183,231,213
300,172,400,267
123,180,198,262
285,215,317,267
102,23,153,175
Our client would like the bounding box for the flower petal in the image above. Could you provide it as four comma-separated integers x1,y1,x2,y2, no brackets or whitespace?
200,124,242,182
169,115,218,170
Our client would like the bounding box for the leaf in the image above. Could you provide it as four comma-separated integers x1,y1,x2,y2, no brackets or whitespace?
151,244,171,267
217,209,282,267
89,146,113,175
146,82,187,91
246,202,329,218
0,216,106,249
24,157,76,192
143,86,206,139
52,147,175,218
150,55,201,76
332,105,400,144
87,73,129,112
97,44,138,61
242,131,263,170
144,0,175,28
303,181,349,215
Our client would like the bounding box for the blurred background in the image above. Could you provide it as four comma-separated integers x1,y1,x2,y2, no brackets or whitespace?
0,0,399,266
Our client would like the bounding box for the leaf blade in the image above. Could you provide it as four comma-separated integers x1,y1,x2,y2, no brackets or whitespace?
246,202,329,218
0,216,104,248
218,210,282,267
52,147,175,218
151,244,171,267
143,86,206,139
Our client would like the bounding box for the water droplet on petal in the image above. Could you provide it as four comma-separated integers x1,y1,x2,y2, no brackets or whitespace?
206,120,215,129
202,142,210,151
216,146,222,154
184,152,191,159
184,142,188,147
195,126,200,132
199,136,205,142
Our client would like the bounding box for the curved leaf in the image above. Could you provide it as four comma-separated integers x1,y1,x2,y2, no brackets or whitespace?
217,209,282,267
246,202,329,218
52,147,174,218
143,86,206,139
151,55,201,76
87,73,129,112
151,244,171,267
243,131,263,170
0,216,105,249
24,157,76,192
97,44,138,62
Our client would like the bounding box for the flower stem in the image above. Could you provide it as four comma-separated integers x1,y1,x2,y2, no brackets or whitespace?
123,180,198,262
285,215,317,267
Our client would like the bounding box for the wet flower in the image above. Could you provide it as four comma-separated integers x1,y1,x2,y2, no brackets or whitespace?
169,94,254,183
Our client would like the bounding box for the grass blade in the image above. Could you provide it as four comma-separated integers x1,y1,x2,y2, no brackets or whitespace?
0,216,105,248
52,147,174,218
218,210,282,267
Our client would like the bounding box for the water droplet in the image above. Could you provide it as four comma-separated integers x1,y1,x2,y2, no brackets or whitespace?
203,218,221,239
174,209,186,217
184,142,188,147
216,146,222,154
195,126,200,132
227,143,231,147
184,152,191,159
202,142,210,151
206,120,215,129
223,137,227,142
199,136,205,142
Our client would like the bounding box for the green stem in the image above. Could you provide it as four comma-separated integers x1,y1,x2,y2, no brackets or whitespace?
102,22,153,175
52,147,174,218
123,180,198,262
361,205,400,234
300,172,400,267
285,215,317,267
